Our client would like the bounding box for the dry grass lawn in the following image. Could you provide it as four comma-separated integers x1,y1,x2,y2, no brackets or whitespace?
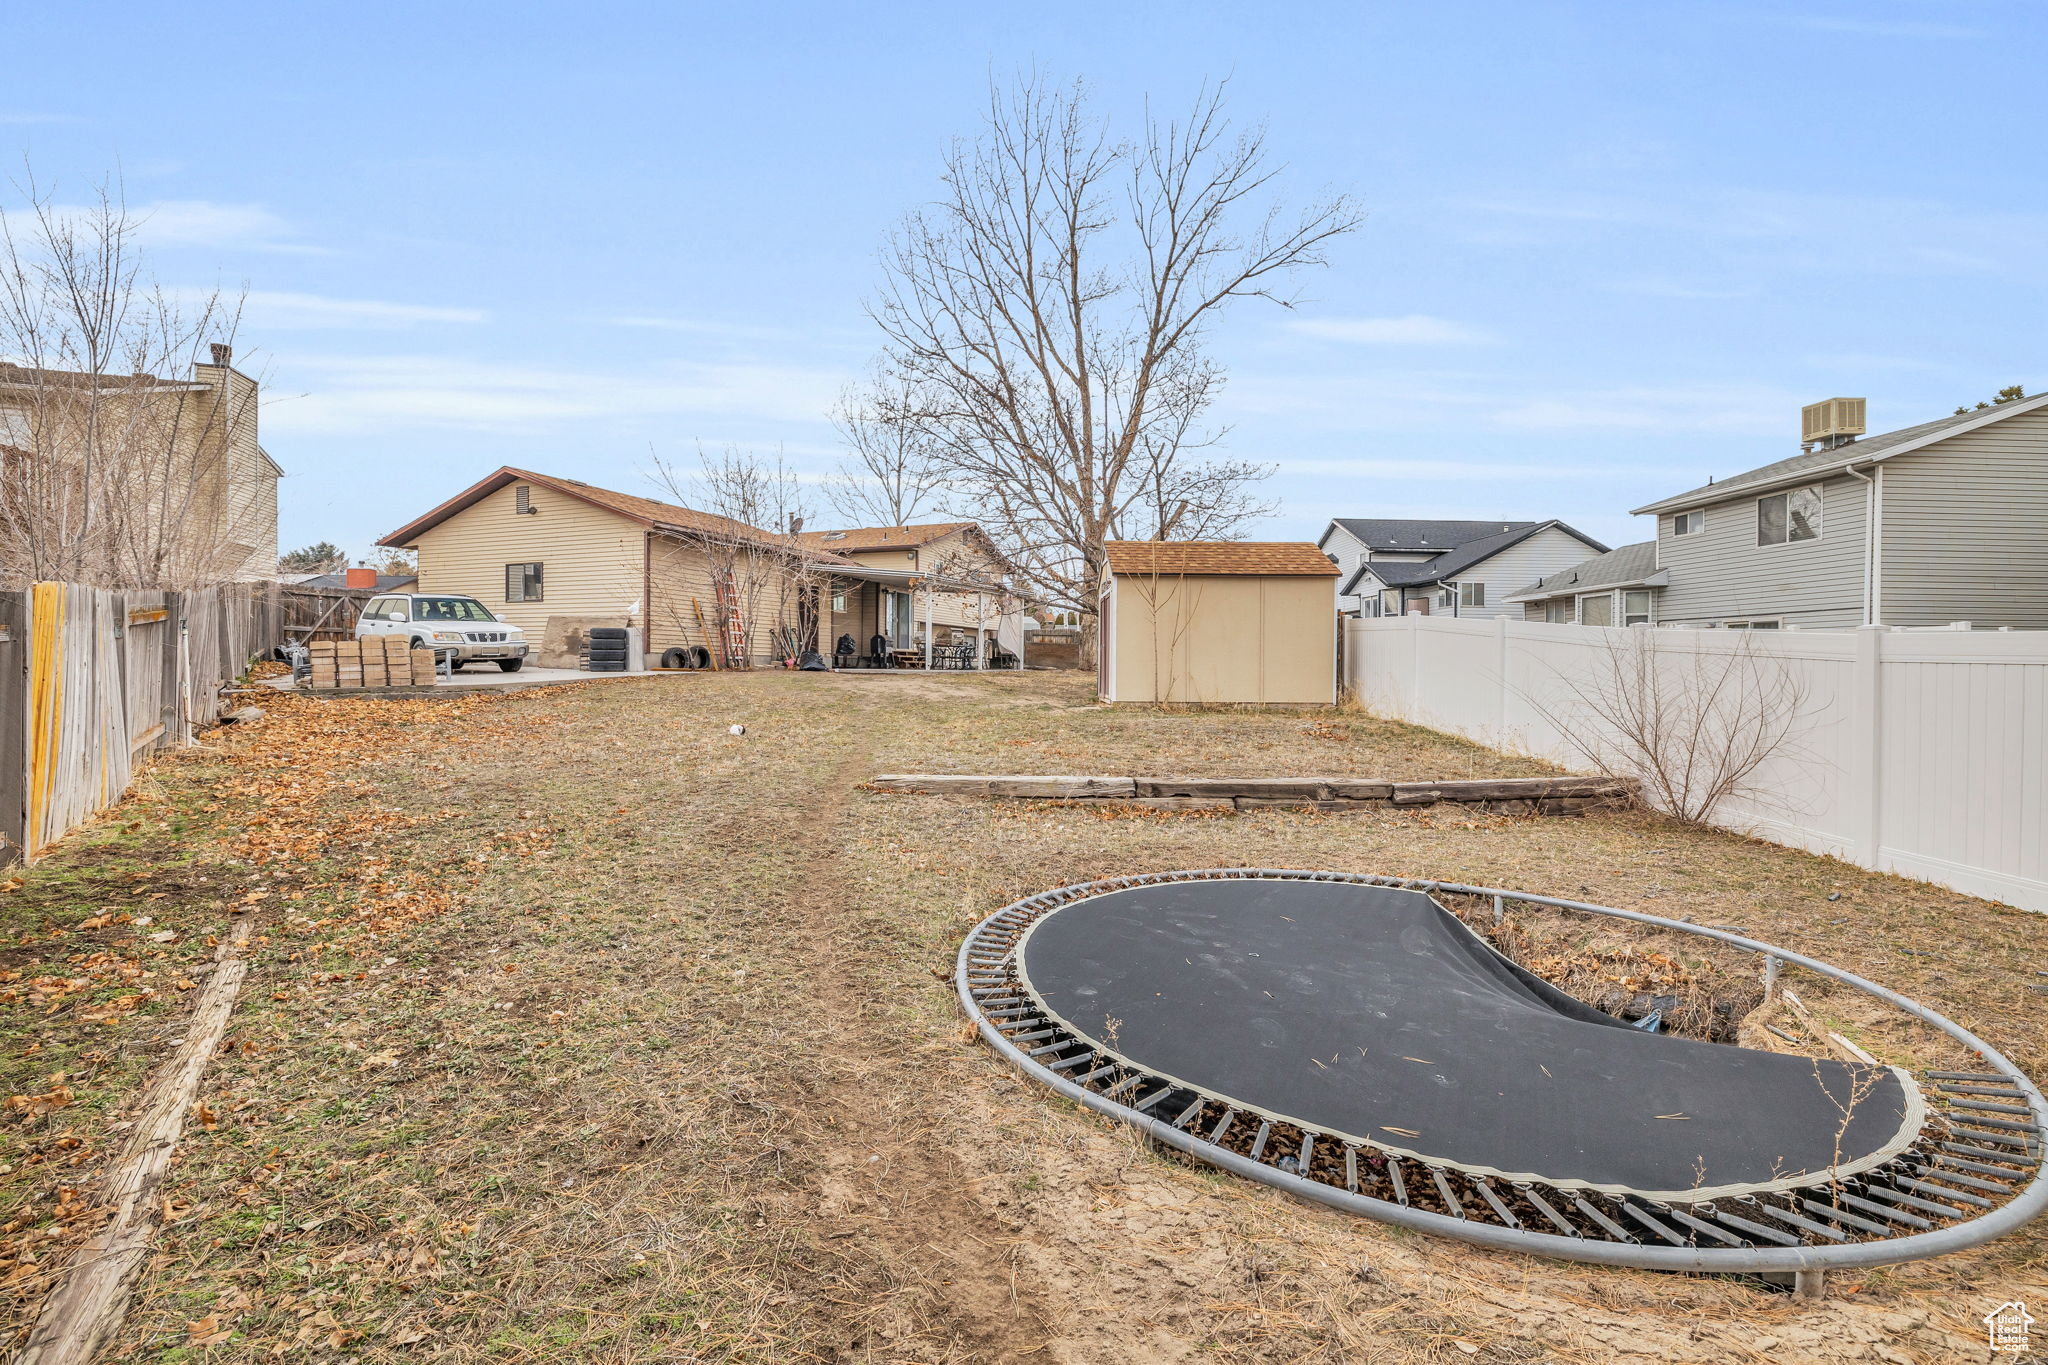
2,669,2041,1363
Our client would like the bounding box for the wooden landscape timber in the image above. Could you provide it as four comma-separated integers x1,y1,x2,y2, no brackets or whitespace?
865,773,1636,815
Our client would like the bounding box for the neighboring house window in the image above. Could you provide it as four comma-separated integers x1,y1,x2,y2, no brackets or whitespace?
514,484,533,514
1460,582,1485,608
1544,600,1570,624
1757,486,1821,545
1671,509,1704,536
505,562,544,602
831,590,846,613
1579,593,1614,626
0,407,32,450
1438,586,1456,608
1725,618,1781,630
1622,590,1653,626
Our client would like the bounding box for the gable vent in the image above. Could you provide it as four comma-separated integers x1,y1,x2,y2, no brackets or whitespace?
514,485,536,515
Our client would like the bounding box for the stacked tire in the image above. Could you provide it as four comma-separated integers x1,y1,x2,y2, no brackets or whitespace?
582,627,630,672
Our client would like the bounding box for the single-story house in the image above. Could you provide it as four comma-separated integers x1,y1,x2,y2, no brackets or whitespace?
1098,541,1339,705
377,467,1026,668
1503,540,1664,625
798,521,1027,664
1623,391,2048,629
1320,518,1608,619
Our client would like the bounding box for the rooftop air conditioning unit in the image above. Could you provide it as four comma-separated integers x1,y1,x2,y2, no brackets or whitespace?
1801,397,1866,447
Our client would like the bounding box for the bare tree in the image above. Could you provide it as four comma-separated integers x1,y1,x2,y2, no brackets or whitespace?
0,172,250,588
867,74,1358,637
823,370,948,528
646,444,824,668
1527,630,1814,825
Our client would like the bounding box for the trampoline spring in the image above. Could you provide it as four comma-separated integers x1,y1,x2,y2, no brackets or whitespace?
983,1005,1037,1018
1911,1162,2012,1195
1026,1039,1080,1058
1102,1074,1144,1101
1704,1207,1801,1247
1430,1168,1467,1220
1077,1064,1121,1086
1858,1183,1970,1219
1940,1141,2038,1166
1894,1175,1993,1208
1946,1125,2035,1150
1751,1200,1847,1243
1047,1051,1099,1073
1007,1029,1060,1044
1932,1083,2025,1099
1925,1154,2023,1186
1926,1070,2013,1083
1388,1160,1410,1206
1172,1097,1207,1129
1900,1170,1998,1203
1517,1185,1580,1238
1943,1113,2039,1135
1618,1201,1686,1246
1344,1146,1359,1194
1944,1097,2033,1118
1129,1086,1174,1114
1248,1121,1273,1163
1663,1206,1747,1247
1474,1179,1520,1229
1831,1190,1932,1230
1798,1198,1892,1238
1209,1109,1237,1144
1570,1197,1635,1243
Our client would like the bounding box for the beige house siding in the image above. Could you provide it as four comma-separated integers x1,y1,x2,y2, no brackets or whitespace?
646,533,812,662
1105,573,1335,705
1877,408,2048,628
193,363,278,581
405,480,645,637
1652,472,1870,627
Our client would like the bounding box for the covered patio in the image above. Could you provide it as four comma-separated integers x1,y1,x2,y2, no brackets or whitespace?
821,563,1023,670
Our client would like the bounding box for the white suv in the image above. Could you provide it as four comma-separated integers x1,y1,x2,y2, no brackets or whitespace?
356,593,530,671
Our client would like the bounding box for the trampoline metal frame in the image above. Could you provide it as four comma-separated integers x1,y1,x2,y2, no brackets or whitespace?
956,868,2048,1273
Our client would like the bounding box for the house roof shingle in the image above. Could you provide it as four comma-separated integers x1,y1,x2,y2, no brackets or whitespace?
1323,518,1536,552
377,466,861,566
797,522,975,553
1103,541,1340,577
1338,520,1609,596
1632,390,2048,515
1504,541,1663,601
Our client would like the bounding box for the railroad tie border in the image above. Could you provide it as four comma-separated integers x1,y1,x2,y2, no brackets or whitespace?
864,774,1637,816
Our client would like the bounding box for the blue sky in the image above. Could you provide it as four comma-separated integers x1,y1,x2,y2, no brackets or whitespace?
7,1,2043,557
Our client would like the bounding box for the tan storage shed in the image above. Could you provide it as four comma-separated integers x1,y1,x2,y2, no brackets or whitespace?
1098,542,1340,705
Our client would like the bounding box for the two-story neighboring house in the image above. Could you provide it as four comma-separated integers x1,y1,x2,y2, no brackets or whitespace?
0,343,280,585
1318,518,1608,618
1622,392,2048,629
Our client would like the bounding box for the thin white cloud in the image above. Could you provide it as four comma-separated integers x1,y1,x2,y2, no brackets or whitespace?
241,291,486,329
133,200,321,253
1287,315,1500,346
262,353,850,437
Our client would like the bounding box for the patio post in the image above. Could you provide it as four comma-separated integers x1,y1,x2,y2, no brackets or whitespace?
977,592,988,669
922,578,933,669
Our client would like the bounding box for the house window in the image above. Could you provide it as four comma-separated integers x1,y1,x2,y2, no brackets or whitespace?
1672,509,1704,536
0,407,32,451
1725,618,1781,630
505,562,544,602
1438,586,1456,609
1579,593,1614,626
514,484,532,514
1460,582,1485,608
1544,600,1570,624
1622,590,1653,626
831,590,846,613
1757,486,1821,546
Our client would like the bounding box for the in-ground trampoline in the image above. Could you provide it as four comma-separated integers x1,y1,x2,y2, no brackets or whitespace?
957,870,2048,1277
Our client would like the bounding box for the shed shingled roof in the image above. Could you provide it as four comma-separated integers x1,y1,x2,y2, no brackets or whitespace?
1104,541,1340,577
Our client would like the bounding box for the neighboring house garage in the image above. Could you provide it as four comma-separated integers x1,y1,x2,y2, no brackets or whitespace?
1099,541,1340,705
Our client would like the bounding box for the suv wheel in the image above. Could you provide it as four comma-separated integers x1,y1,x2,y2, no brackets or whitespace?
497,658,524,673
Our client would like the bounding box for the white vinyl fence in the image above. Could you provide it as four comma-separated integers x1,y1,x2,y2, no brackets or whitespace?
1345,615,2048,913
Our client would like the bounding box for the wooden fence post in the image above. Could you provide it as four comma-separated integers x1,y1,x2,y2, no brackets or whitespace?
0,591,27,865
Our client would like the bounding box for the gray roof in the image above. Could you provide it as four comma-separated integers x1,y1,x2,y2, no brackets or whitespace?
297,571,418,591
1323,518,1536,552
1340,520,1609,597
1505,541,1663,602
1633,390,2048,515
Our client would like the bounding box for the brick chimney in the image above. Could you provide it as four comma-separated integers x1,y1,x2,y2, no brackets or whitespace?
208,342,233,368
345,567,377,589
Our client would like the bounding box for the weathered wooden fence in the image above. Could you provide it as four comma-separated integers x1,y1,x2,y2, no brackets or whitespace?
1345,614,2048,914
1,581,283,864
278,584,375,642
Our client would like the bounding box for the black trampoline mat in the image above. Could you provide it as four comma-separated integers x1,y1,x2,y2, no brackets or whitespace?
1015,879,1923,1200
